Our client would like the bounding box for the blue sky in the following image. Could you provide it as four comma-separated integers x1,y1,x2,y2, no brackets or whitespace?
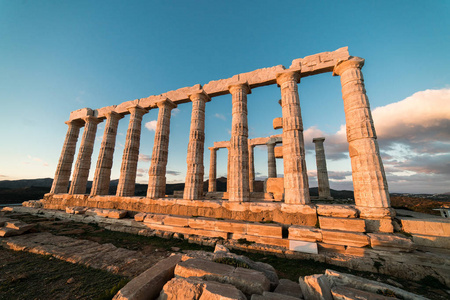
1,0,449,193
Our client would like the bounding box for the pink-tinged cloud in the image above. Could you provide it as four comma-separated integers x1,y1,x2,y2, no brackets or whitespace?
145,120,157,131
214,113,226,121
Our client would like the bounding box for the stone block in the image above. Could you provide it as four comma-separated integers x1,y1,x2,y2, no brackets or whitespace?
0,217,13,227
157,277,203,300
69,107,94,121
134,213,147,222
317,243,346,254
246,223,282,238
144,214,166,224
5,221,34,232
299,274,333,300
321,230,369,247
265,178,284,200
289,225,322,242
325,269,428,300
113,254,182,300
400,218,450,237
367,233,415,252
251,291,301,300
357,207,396,219
273,278,303,299
273,117,283,130
188,217,216,230
215,220,247,233
175,258,270,296
108,210,127,219
200,280,247,300
318,217,366,232
0,227,23,237
316,205,358,218
331,285,392,300
289,240,318,254
66,206,88,215
412,234,450,249
274,146,283,158
364,218,394,233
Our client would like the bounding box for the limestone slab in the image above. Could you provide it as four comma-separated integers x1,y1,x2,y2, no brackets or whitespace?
143,214,166,224
318,217,366,232
331,285,392,300
367,233,415,252
289,225,322,242
252,291,301,300
163,215,190,227
321,230,369,247
412,234,450,249
289,240,318,254
273,117,283,130
246,223,283,238
316,205,358,218
400,218,450,237
364,218,394,233
113,254,182,300
298,274,333,300
188,217,216,230
134,213,147,222
273,278,303,299
215,220,247,234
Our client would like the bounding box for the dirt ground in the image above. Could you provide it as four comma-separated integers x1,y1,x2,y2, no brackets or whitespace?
1,211,449,300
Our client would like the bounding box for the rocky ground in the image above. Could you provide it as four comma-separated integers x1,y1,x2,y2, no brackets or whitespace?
1,209,449,299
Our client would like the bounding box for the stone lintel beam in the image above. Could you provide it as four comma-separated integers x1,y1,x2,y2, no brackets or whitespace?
69,108,95,122
82,47,349,118
274,146,283,158
214,141,230,149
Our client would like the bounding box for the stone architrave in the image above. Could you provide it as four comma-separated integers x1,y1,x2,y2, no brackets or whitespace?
208,147,217,192
276,70,310,204
333,58,390,208
228,83,251,202
69,116,102,194
248,144,255,192
313,137,332,199
116,106,148,197
184,91,210,200
90,112,123,196
50,120,84,194
267,142,277,178
147,99,177,199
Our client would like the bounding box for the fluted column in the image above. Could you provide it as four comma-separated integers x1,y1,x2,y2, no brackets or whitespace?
313,137,332,199
267,142,277,178
184,91,210,200
147,99,177,198
226,147,230,193
116,106,147,197
228,83,251,202
276,70,310,204
208,147,217,192
69,116,102,194
333,57,390,208
50,120,84,194
248,144,255,192
90,112,123,196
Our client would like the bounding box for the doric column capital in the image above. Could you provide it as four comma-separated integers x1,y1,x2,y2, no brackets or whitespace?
228,82,251,95
208,147,217,151
127,105,148,116
105,111,124,120
276,70,301,87
333,57,365,76
189,90,211,103
82,115,102,124
313,137,325,143
156,98,177,110
65,119,84,127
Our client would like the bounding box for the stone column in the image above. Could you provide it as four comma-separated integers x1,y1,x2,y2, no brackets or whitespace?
184,91,210,200
50,120,84,194
248,144,255,192
313,137,332,199
208,147,217,192
333,57,390,208
228,83,251,202
276,70,310,204
147,99,177,199
226,147,230,193
267,142,277,178
116,106,147,197
69,116,102,194
90,112,123,196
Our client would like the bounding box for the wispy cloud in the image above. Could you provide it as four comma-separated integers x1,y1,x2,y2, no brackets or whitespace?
145,120,157,131
25,155,49,167
167,170,181,176
215,113,226,121
138,154,151,162
172,108,180,116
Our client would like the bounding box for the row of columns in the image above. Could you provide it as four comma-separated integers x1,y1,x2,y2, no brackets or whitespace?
51,57,389,208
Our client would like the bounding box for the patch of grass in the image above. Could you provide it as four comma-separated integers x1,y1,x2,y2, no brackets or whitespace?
0,248,127,300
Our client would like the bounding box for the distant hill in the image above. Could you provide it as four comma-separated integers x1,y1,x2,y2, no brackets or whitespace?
0,178,53,189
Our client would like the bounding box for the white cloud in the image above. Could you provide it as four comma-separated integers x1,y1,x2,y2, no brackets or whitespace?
215,113,226,121
172,108,180,116
138,154,151,162
145,120,157,131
